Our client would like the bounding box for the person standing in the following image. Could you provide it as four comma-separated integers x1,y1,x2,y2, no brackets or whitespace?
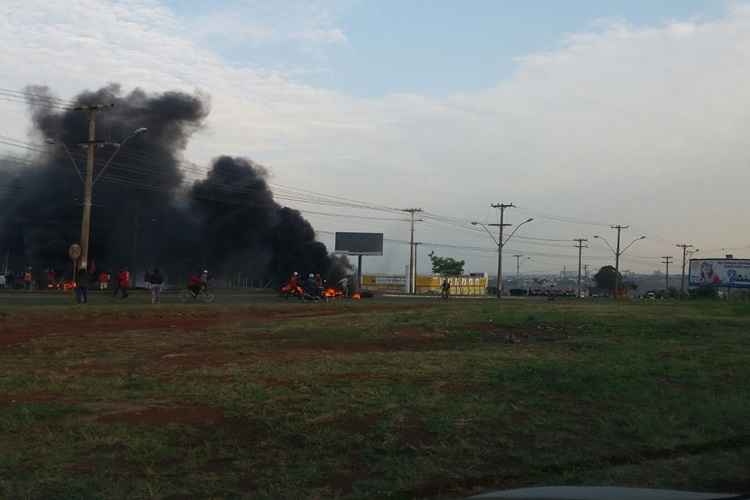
113,267,130,299
441,278,451,299
337,276,350,297
23,267,33,291
98,271,110,291
0,272,5,289
75,267,91,304
147,268,164,304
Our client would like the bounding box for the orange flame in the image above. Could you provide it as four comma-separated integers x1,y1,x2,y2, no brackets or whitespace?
352,292,361,300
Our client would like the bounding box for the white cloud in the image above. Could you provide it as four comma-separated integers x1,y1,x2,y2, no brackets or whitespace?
184,0,348,46
291,28,347,44
2,0,750,273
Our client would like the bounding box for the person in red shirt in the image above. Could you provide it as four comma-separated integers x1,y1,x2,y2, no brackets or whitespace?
187,270,208,297
113,267,130,299
98,271,110,291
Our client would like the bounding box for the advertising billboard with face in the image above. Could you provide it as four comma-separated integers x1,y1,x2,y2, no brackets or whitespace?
689,259,750,288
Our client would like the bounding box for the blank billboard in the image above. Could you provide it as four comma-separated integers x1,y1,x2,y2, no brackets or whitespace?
335,232,384,256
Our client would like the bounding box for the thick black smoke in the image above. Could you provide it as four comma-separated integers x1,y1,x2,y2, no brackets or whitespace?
0,85,349,284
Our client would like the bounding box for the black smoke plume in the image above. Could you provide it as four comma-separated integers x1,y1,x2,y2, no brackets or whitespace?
0,85,349,284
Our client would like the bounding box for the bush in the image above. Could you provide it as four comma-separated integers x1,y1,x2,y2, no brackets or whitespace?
689,285,719,300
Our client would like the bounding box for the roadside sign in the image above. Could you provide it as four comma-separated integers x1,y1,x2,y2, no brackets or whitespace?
68,243,81,261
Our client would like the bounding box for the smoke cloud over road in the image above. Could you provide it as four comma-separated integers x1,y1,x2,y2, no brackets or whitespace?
0,84,349,283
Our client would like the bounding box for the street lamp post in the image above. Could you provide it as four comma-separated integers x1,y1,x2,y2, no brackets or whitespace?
472,217,533,298
593,233,646,295
47,127,146,274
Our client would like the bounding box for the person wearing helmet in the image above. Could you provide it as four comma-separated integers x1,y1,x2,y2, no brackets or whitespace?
187,270,209,298
289,271,300,289
304,273,319,298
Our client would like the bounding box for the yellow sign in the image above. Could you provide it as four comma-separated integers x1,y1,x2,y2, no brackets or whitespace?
361,274,488,295
417,276,488,295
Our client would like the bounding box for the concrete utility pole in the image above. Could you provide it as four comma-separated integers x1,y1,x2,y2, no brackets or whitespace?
611,225,627,292
50,105,145,275
472,207,533,299
513,254,523,280
414,242,422,293
490,203,515,298
401,208,423,294
75,105,109,271
661,256,674,291
676,244,694,295
573,238,588,298
594,226,645,297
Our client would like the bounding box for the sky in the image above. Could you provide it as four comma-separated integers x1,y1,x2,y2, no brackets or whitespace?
1,0,748,277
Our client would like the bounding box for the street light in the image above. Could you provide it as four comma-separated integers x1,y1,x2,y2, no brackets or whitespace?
593,233,646,294
45,138,83,183
46,127,146,274
93,127,147,185
472,217,534,297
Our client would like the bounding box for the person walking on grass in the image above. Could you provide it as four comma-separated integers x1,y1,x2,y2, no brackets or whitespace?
441,278,451,299
98,271,110,291
75,267,92,304
147,267,164,304
113,267,130,299
23,267,33,291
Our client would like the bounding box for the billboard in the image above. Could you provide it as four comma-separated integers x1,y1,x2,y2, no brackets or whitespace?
362,274,489,295
334,232,384,256
689,259,750,288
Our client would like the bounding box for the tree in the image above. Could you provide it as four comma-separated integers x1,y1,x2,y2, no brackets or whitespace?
594,265,622,293
428,252,464,276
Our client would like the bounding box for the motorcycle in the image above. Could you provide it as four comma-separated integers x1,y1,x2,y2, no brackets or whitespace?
280,282,305,300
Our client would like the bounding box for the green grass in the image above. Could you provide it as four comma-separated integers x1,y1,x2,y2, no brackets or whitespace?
1,298,749,499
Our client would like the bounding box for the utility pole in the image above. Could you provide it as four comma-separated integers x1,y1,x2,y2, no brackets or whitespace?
74,104,112,271
401,208,423,294
414,242,422,294
676,244,694,295
573,238,588,298
661,256,674,291
490,203,515,298
611,225,628,293
513,254,523,280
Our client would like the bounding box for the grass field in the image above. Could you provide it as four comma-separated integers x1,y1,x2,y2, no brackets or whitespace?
1,294,749,499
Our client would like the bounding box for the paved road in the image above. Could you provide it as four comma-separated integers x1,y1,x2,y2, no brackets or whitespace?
0,289,516,307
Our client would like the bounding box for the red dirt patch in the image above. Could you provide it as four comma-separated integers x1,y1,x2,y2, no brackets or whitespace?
0,303,433,347
97,405,225,425
397,416,435,448
0,391,66,405
463,322,568,343
325,372,393,382
309,411,383,435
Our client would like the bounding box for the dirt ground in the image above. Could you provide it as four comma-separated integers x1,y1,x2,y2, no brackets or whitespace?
0,302,431,347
